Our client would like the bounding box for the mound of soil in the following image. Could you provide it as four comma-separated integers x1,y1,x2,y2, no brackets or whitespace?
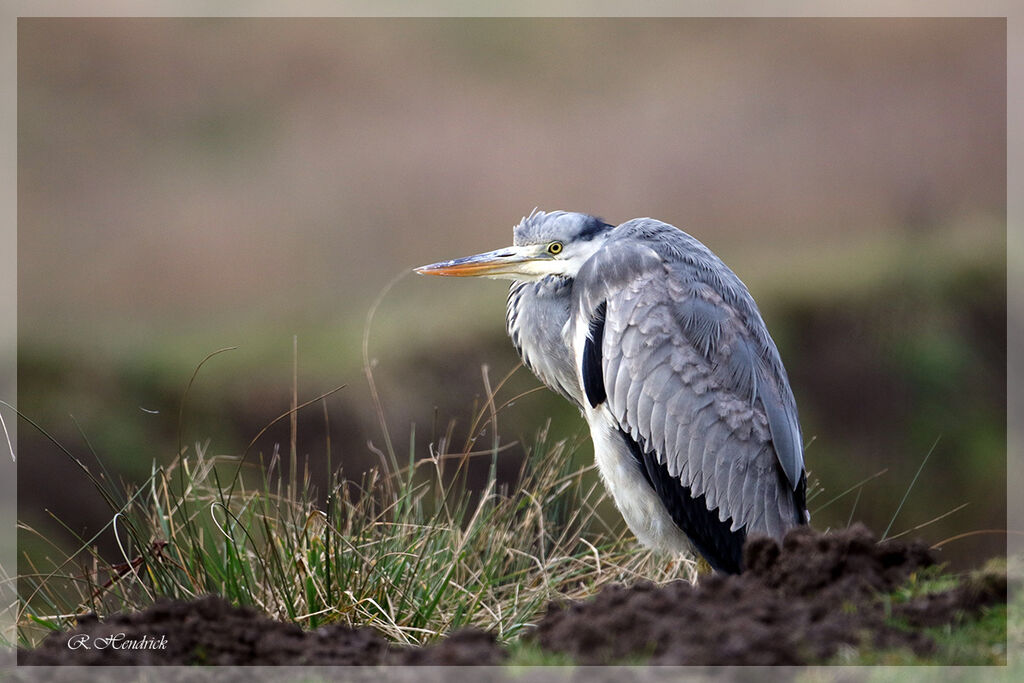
18,595,505,667
532,523,1005,665
18,524,1004,667
20,595,389,666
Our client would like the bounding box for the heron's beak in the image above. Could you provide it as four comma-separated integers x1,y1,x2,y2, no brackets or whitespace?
414,245,546,278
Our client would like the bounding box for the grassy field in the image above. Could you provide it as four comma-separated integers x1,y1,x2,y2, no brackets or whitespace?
12,350,1012,666
15,360,685,649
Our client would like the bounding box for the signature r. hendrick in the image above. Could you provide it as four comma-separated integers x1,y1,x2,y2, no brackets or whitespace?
67,633,168,651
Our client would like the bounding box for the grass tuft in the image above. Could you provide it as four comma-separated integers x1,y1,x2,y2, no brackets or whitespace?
14,366,686,649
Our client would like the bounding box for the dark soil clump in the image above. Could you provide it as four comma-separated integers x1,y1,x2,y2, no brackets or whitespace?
19,595,393,666
392,627,506,666
19,594,507,667
531,523,1001,665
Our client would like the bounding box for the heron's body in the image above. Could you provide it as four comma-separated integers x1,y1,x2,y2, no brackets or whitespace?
417,210,807,573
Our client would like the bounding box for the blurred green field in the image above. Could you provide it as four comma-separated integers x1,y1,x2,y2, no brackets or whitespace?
16,18,1006,576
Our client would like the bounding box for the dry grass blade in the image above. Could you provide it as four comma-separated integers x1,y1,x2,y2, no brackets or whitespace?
883,436,941,541
362,269,410,475
224,383,348,501
176,346,237,461
885,503,970,542
0,406,14,461
931,529,1022,550
811,467,889,516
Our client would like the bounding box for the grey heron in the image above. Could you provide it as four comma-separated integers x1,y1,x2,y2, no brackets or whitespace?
415,210,807,573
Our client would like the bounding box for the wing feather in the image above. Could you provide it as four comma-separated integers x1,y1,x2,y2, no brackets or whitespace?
574,220,807,558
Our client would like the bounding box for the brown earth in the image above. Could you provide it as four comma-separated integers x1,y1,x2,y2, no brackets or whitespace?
18,525,1005,667
530,523,1004,665
16,595,502,667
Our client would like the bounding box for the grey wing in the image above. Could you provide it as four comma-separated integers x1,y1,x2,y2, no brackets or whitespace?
575,237,806,546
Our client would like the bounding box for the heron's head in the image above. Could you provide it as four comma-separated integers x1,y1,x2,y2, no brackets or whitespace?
415,210,613,281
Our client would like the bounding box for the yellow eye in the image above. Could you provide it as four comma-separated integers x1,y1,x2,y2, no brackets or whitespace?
547,242,563,255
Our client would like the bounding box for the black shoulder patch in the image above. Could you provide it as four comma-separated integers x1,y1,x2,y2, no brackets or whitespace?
577,215,614,241
582,302,607,408
619,428,746,574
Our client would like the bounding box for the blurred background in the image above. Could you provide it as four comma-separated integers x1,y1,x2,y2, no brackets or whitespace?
17,18,1005,571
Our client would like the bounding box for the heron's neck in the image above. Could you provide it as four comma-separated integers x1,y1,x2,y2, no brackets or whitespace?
506,276,583,407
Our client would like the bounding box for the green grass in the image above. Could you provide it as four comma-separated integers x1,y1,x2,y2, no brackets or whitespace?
13,362,686,649
504,640,578,667
827,560,1011,667
832,604,1006,666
